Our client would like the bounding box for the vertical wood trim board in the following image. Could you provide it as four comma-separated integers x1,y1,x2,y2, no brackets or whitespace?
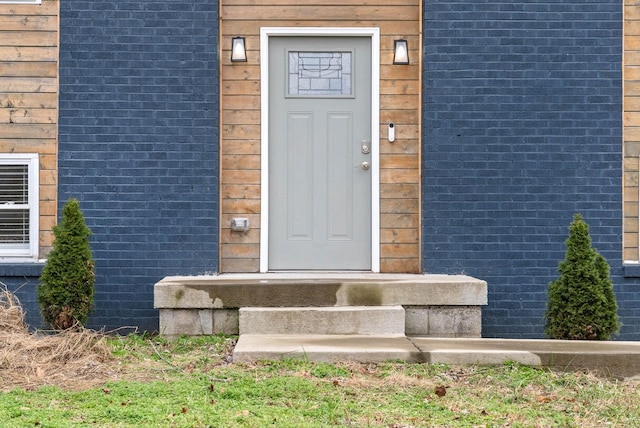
625,1,640,262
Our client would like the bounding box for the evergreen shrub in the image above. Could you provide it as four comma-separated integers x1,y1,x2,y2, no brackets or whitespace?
38,198,95,330
544,214,620,340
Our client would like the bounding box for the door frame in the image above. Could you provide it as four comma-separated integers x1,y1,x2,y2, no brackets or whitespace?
259,27,381,273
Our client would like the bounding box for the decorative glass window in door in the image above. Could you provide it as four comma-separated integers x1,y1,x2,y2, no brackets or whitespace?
288,51,352,97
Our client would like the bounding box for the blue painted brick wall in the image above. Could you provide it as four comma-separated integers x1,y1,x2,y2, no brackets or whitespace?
57,1,219,332
422,1,638,338
0,264,43,329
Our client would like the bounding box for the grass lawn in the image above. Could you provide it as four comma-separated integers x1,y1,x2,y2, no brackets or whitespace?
1,334,639,427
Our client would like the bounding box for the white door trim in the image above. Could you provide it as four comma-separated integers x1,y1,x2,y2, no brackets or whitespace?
259,27,380,273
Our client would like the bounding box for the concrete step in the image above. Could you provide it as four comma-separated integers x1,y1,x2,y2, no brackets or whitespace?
239,306,405,335
233,334,423,363
155,273,488,339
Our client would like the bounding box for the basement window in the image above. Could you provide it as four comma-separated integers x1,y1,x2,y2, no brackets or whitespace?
0,154,39,261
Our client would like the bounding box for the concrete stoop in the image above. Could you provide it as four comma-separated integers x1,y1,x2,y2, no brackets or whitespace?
232,335,640,379
153,274,640,378
154,273,488,339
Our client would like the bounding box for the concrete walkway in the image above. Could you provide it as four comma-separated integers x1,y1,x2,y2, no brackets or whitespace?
233,335,640,379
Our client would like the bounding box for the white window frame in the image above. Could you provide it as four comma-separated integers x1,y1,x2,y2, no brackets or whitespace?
0,1,41,4
0,154,39,261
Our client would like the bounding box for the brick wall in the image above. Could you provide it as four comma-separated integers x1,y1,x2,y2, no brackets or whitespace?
422,1,638,338
58,1,219,331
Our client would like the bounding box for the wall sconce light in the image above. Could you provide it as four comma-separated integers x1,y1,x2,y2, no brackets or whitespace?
231,37,247,62
393,39,409,65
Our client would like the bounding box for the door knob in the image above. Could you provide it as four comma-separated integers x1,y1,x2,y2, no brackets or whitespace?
361,161,370,170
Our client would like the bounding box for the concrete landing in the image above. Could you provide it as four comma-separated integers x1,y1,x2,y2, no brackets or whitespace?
232,335,640,379
155,273,488,308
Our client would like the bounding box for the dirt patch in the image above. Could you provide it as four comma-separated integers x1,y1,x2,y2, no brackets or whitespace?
0,287,115,392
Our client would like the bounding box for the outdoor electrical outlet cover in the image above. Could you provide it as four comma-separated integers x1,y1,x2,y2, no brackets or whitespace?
231,217,250,232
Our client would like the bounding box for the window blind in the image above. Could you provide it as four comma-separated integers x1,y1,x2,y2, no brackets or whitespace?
0,165,29,245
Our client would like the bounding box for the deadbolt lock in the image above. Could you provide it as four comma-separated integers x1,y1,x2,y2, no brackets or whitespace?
361,141,370,154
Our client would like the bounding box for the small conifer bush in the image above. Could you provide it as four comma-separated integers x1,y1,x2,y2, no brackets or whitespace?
38,198,95,330
544,214,620,340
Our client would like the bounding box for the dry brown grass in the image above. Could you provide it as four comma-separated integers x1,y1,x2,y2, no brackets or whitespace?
0,287,114,391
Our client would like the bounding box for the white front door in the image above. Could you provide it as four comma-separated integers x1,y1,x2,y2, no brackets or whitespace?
268,36,372,270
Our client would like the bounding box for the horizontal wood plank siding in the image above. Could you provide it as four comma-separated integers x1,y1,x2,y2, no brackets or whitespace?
0,0,58,257
220,0,421,273
626,1,639,262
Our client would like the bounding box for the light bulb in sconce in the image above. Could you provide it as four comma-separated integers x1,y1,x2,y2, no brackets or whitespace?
231,37,247,62
393,39,409,65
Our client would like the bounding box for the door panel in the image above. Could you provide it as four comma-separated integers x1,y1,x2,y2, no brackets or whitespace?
287,112,314,240
327,112,353,240
269,36,371,270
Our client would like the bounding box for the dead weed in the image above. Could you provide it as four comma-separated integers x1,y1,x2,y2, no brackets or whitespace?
0,287,114,391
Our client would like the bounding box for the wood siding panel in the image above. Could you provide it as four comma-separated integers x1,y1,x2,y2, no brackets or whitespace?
0,93,57,108
0,77,56,93
0,123,56,138
222,20,419,36
626,3,640,261
220,0,420,272
221,184,261,199
0,15,55,31
0,1,57,15
0,0,58,257
380,228,418,243
221,6,418,21
0,138,56,153
628,0,640,261
0,62,57,77
1,31,57,47
0,108,56,124
223,0,420,5
0,46,57,62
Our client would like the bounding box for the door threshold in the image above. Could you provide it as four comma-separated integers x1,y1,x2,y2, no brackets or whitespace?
267,270,373,274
